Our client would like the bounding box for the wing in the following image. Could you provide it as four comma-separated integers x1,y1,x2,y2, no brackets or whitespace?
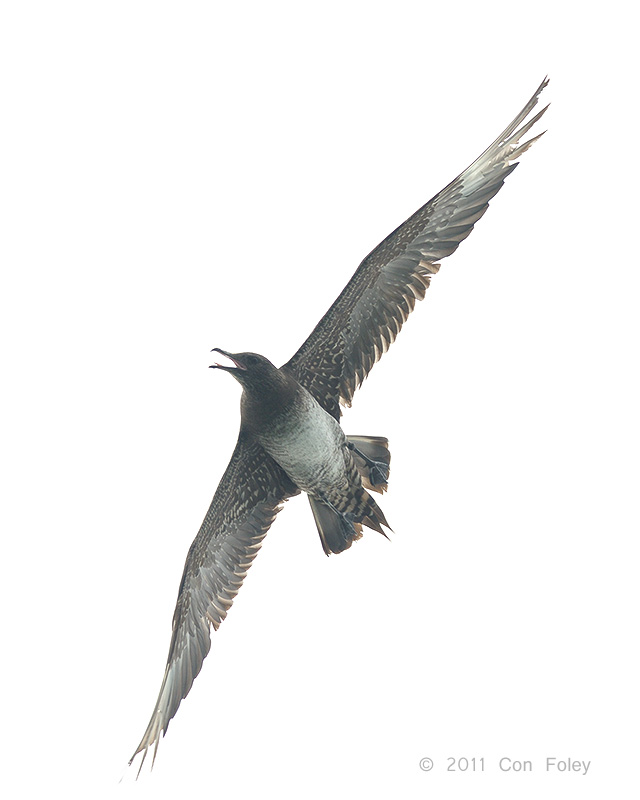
284,78,549,418
129,433,299,773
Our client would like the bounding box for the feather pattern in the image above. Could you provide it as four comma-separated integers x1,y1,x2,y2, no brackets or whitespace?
130,435,298,772
285,78,548,415
130,79,548,774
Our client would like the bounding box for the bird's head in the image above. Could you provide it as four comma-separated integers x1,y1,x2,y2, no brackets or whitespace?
210,349,284,394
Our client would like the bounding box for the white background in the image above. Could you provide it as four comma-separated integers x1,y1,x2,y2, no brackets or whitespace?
1,2,637,799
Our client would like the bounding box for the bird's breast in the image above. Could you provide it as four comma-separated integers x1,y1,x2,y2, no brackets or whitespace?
255,390,347,493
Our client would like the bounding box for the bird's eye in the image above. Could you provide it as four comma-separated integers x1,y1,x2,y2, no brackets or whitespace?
245,355,258,365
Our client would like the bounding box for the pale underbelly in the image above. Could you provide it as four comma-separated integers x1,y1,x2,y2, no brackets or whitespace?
257,401,348,494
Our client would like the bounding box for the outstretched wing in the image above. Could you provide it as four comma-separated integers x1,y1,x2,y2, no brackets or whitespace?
129,434,299,773
284,79,548,418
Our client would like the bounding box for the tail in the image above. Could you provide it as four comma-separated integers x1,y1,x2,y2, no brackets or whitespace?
309,435,392,555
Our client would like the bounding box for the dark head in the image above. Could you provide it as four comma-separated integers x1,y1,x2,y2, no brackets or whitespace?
210,349,285,393
210,349,298,428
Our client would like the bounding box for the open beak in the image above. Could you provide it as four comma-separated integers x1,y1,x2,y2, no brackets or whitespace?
209,348,247,371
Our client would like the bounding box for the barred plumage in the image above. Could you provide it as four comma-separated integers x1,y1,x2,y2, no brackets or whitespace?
130,79,548,774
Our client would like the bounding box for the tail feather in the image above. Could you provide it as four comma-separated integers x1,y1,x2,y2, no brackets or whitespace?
363,500,391,536
309,495,363,555
308,434,392,555
308,486,391,556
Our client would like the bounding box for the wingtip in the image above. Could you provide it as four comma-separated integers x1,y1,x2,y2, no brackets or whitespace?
531,76,549,99
128,735,162,780
128,746,148,780
128,708,166,779
529,78,550,118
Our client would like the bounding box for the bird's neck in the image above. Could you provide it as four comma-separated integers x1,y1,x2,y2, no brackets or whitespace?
240,370,300,435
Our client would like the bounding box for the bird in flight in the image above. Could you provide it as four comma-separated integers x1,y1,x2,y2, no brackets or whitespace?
130,78,548,772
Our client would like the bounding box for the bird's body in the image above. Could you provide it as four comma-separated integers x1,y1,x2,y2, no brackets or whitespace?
254,382,351,495
130,78,550,773
240,360,347,493
215,350,390,554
